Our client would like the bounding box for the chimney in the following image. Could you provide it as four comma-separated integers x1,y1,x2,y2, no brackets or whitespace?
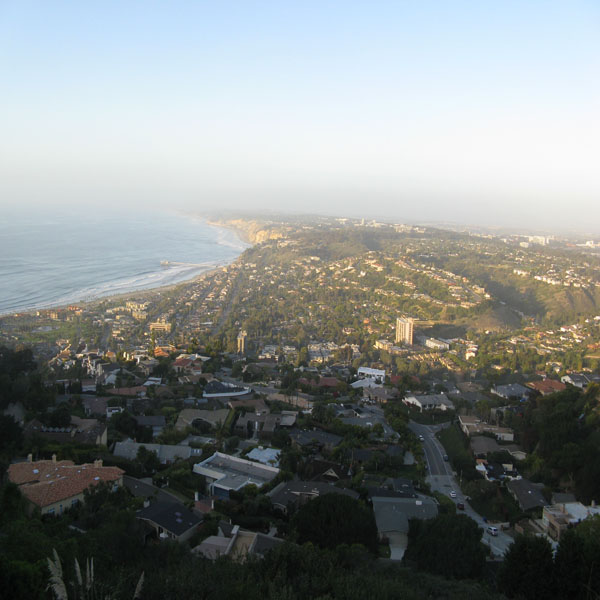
27,453,33,463
93,459,103,468
52,454,57,463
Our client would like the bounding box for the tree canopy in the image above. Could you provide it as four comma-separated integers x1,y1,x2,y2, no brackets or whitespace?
291,493,378,553
404,513,486,580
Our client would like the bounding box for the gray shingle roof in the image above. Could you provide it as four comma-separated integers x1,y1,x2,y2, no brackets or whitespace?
136,502,202,537
372,496,438,534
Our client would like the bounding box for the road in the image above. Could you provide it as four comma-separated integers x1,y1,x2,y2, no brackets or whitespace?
409,421,514,558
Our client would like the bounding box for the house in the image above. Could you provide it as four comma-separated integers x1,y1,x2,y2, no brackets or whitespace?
301,459,348,483
234,411,297,440
8,456,123,516
110,386,147,398
351,378,382,390
363,386,397,404
81,379,97,393
173,357,194,374
193,522,283,560
107,406,124,419
24,417,108,446
268,480,359,514
202,380,251,398
458,415,515,442
542,502,600,541
403,393,454,412
82,397,108,417
175,409,230,431
193,452,280,498
137,358,159,376
288,428,343,452
371,495,438,534
470,436,503,457
470,436,526,460
136,501,202,542
133,415,166,438
246,447,280,467
491,383,529,401
101,366,136,387
561,372,600,389
357,367,386,382
506,478,547,512
113,441,202,464
526,379,566,396
371,495,438,560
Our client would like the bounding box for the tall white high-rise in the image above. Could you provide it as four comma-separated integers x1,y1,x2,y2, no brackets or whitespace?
395,317,414,345
237,330,247,354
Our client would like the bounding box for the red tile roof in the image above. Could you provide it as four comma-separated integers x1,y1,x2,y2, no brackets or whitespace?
174,358,193,368
8,460,124,508
526,379,566,396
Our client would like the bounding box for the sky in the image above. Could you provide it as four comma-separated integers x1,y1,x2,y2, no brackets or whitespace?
1,1,599,233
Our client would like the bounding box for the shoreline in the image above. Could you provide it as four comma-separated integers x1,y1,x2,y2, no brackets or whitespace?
0,219,253,320
204,218,253,245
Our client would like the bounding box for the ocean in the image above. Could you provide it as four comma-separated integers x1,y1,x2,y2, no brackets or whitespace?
0,206,248,316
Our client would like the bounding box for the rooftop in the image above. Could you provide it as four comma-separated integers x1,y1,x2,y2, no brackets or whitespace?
8,459,123,508
194,452,279,492
136,502,202,538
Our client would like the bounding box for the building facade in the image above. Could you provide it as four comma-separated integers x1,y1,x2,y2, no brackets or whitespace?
395,317,414,345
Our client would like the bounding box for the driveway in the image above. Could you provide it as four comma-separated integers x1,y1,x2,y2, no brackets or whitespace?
387,532,408,561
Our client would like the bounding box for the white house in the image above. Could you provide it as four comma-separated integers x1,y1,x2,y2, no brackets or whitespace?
357,367,386,382
403,393,454,412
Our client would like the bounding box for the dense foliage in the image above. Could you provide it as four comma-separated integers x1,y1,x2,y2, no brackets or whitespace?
404,513,487,580
291,493,378,553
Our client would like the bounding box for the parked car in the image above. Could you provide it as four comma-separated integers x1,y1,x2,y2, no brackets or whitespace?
449,490,457,498
457,502,465,510
443,454,449,461
487,526,499,536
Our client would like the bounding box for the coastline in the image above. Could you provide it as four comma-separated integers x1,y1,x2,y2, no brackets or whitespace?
83,263,229,309
0,219,252,320
204,218,253,245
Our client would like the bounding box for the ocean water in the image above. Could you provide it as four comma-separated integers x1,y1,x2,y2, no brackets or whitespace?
0,206,248,315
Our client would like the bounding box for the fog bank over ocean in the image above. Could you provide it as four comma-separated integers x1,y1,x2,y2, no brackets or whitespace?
0,206,248,315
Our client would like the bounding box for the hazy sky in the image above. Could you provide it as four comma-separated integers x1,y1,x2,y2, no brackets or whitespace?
1,1,599,232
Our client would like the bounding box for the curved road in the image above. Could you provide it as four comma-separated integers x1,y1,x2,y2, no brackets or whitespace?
409,421,514,558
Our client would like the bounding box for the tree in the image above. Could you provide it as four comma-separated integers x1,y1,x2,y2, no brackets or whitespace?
553,528,587,600
404,513,486,579
47,405,72,428
554,515,600,599
136,446,160,476
0,415,23,455
497,534,555,599
292,494,378,553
